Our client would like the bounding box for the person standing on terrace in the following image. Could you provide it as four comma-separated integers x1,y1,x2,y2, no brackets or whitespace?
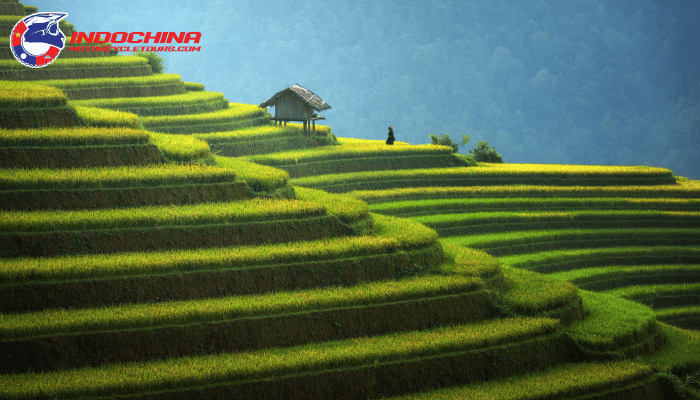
386,126,395,145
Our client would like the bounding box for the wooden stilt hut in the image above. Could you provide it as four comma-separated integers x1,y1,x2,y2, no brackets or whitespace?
259,84,331,134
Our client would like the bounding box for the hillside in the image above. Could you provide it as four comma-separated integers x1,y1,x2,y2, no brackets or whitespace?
1,4,699,399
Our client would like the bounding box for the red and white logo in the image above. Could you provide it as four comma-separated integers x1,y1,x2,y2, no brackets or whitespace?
10,12,68,68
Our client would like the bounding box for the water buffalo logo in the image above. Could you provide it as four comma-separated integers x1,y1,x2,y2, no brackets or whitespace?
10,12,68,68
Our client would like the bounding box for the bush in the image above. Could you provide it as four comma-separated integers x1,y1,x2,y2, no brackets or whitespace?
429,133,470,153
135,50,167,74
469,140,504,163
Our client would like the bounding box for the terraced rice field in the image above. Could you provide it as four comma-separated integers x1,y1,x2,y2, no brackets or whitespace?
1,5,699,399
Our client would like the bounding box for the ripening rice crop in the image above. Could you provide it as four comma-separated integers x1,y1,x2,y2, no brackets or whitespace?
0,317,558,400
247,142,454,166
148,132,211,162
214,155,289,193
349,178,700,202
74,106,141,128
0,81,67,108
0,164,237,190
0,275,480,340
0,198,325,233
0,127,148,147
564,290,656,351
195,124,302,144
34,74,182,90
0,55,147,70
141,103,267,127
387,361,651,400
72,90,226,109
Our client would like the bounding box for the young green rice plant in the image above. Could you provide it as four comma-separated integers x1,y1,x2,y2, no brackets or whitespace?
214,155,289,193
410,210,700,235
0,55,147,70
141,103,267,128
72,91,226,109
148,132,211,162
74,105,141,128
546,264,700,289
499,266,579,314
35,74,182,90
0,274,480,340
656,305,700,321
386,361,652,400
499,246,700,273
0,164,237,190
444,228,700,256
564,290,656,352
0,317,558,399
642,322,700,375
0,127,148,147
0,81,67,108
604,283,700,304
0,198,324,233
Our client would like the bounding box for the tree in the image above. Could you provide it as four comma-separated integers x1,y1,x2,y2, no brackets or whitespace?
469,141,504,163
135,50,167,74
429,133,470,153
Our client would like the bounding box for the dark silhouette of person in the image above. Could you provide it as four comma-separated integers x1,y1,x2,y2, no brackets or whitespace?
386,126,395,145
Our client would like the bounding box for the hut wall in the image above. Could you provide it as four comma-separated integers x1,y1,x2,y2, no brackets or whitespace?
274,93,312,120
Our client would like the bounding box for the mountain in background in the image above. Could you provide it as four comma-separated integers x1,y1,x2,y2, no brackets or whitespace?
36,0,700,179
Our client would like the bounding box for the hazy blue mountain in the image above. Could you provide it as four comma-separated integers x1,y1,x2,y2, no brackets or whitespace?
35,0,700,179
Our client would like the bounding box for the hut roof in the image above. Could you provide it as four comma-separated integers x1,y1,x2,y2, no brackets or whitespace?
260,84,331,111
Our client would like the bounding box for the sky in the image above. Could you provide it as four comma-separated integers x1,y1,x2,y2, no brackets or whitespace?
30,0,700,179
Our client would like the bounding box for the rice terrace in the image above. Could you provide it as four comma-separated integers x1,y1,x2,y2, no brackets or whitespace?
1,2,700,399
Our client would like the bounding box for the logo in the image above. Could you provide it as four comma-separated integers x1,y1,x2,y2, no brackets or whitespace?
10,12,68,68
